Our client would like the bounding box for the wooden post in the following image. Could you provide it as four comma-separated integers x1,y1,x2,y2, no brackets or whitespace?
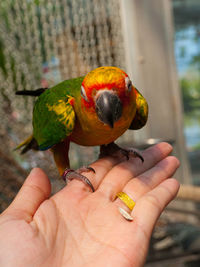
119,0,192,185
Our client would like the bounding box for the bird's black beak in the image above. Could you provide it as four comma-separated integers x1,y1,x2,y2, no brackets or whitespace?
95,91,122,128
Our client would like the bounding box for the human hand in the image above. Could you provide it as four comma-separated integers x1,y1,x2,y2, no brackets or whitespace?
0,142,180,267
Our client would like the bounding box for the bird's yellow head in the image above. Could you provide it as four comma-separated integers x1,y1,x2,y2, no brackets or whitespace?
81,66,135,128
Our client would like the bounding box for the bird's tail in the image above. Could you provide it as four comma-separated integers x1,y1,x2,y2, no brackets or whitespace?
15,88,47,97
14,135,39,154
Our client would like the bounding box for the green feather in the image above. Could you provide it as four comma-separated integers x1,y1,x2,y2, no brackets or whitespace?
129,88,148,130
33,77,84,150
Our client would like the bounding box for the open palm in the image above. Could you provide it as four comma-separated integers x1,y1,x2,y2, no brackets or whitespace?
0,142,179,267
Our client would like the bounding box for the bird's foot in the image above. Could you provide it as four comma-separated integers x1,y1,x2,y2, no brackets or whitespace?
120,147,144,162
62,166,95,192
99,142,144,162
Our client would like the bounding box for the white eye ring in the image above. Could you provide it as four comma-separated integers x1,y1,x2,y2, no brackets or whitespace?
81,85,89,102
125,77,132,92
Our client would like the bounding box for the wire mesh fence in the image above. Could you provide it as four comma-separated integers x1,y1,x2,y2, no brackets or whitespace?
0,0,127,211
1,1,200,265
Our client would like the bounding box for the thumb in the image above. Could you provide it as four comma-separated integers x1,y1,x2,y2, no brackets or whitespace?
4,168,51,221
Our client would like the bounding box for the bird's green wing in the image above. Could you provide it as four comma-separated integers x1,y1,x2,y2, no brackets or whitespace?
33,90,75,150
129,88,148,130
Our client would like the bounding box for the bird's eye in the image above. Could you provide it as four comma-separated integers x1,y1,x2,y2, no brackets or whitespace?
125,77,132,92
81,86,89,102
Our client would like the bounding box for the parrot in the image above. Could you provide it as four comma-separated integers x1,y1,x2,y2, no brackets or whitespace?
15,66,148,192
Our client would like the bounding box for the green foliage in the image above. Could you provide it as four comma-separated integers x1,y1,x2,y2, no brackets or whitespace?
181,76,200,115
191,55,200,68
34,0,40,5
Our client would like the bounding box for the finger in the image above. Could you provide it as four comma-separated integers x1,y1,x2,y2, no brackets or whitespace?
112,178,179,266
5,168,51,221
131,178,180,241
115,156,180,209
57,155,125,198
98,142,173,198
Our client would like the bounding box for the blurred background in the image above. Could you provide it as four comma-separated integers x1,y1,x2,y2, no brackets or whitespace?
1,0,200,265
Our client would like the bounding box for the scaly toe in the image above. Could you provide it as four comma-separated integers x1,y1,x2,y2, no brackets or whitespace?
77,166,96,174
62,168,95,192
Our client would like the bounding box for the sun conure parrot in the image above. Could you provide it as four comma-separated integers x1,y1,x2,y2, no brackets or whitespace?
15,66,148,192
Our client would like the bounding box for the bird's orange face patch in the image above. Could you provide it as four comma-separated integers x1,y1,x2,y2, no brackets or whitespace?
81,66,133,109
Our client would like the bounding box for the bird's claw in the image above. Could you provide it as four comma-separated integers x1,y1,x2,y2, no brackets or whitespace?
121,148,144,163
62,166,95,192
100,142,144,163
77,166,96,174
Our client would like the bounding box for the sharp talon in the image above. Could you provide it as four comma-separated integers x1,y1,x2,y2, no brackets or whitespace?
132,151,144,163
100,142,144,163
83,176,95,192
87,167,96,173
120,150,129,160
121,149,144,163
77,166,96,174
62,168,95,192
